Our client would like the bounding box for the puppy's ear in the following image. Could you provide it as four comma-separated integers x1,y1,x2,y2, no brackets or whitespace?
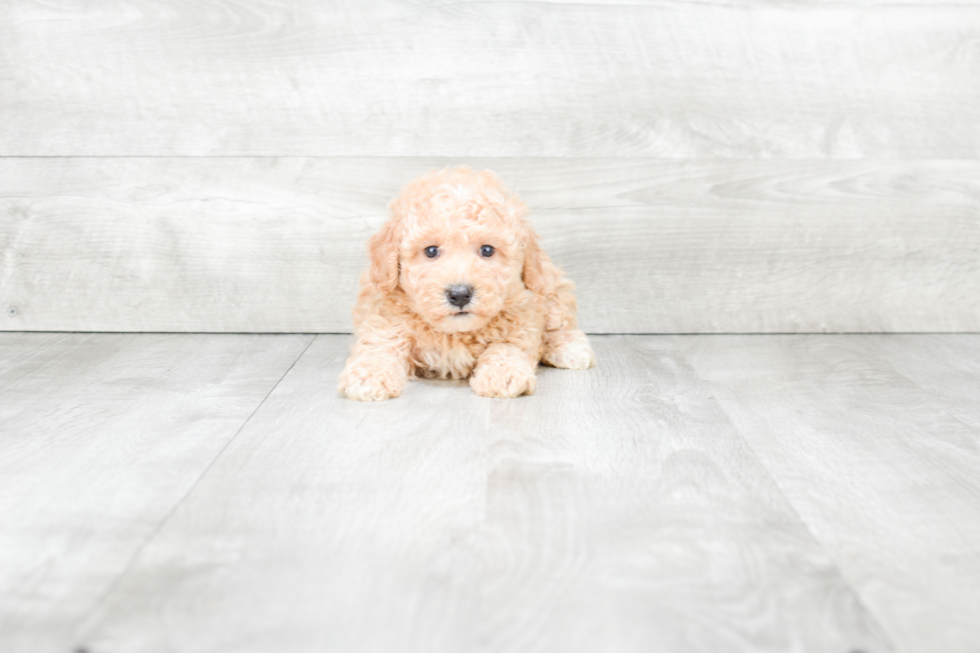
521,225,558,298
367,218,400,293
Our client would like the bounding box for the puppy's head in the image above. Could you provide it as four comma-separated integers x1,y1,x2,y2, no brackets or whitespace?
368,167,550,333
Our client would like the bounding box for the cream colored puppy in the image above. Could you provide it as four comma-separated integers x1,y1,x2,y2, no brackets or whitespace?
338,167,595,401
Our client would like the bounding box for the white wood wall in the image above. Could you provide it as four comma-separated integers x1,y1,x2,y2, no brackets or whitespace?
2,1,978,333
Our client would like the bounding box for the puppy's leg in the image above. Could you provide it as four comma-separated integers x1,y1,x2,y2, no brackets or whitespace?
528,254,596,371
470,343,538,398
338,335,409,401
542,328,596,370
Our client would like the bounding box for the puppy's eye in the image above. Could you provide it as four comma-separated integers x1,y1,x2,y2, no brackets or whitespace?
424,246,439,258
480,245,495,257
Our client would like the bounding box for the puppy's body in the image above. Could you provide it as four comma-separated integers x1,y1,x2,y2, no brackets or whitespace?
339,167,594,401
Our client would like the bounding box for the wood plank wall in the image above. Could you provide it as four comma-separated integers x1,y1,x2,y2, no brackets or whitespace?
2,1,978,333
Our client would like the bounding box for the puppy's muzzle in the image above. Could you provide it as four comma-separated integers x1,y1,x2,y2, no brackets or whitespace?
446,285,474,309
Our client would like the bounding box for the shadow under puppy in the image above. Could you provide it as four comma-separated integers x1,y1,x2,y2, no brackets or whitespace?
339,167,595,401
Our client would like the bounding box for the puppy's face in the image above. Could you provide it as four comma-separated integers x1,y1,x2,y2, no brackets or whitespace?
398,207,524,333
369,168,543,334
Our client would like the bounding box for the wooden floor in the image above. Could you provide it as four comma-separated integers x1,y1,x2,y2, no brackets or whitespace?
2,333,979,653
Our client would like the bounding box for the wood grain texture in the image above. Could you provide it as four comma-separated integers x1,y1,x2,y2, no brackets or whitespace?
859,334,980,431
3,157,978,334
475,336,888,653
72,334,492,653
2,1,979,157
676,334,980,653
0,332,312,653
69,335,889,653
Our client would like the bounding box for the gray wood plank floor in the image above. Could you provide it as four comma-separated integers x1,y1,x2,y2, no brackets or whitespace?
2,333,979,653
674,335,980,653
0,333,314,653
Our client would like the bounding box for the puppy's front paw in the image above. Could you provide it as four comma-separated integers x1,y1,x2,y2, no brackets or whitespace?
543,337,596,370
338,359,406,401
470,362,537,399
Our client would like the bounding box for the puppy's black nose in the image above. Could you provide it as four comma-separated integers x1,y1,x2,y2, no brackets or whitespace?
446,285,474,308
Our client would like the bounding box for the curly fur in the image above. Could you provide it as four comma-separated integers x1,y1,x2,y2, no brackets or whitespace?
338,167,595,400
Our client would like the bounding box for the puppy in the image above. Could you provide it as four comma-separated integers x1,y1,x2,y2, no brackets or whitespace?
338,167,595,400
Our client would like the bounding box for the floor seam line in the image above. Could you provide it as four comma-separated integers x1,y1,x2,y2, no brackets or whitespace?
677,347,902,653
717,409,900,650
68,334,317,639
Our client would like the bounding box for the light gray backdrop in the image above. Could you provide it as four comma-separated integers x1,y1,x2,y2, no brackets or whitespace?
2,1,978,333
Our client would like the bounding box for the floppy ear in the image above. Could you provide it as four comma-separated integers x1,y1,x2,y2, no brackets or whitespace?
521,224,558,299
482,173,556,298
367,218,400,293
